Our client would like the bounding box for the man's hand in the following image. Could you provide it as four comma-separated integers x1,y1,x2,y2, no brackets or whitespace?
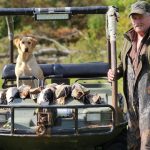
107,69,115,82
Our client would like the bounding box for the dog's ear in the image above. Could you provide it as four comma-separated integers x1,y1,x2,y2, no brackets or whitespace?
14,37,21,49
31,37,38,48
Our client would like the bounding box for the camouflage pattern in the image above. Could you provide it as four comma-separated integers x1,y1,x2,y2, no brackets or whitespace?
129,1,150,17
55,84,71,105
71,82,90,103
126,58,140,149
117,28,150,150
138,67,150,150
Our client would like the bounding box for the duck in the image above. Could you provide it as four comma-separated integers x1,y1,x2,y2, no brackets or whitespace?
37,84,57,105
6,87,19,104
55,84,71,105
18,85,31,99
71,83,90,103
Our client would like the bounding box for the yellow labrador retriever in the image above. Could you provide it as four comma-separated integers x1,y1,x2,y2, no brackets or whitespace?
14,35,44,88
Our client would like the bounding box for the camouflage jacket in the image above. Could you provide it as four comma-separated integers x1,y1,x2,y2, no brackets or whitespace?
117,28,150,104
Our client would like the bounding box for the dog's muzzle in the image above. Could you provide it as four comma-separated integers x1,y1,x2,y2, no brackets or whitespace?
25,48,28,52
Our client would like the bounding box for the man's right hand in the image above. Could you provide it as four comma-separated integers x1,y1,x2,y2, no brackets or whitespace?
107,69,115,82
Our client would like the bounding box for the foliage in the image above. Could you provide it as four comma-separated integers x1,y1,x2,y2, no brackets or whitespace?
0,0,141,92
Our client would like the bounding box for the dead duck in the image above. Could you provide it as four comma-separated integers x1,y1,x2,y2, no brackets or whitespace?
55,84,71,105
71,83,90,103
46,83,58,90
29,83,58,95
6,87,19,104
85,93,102,104
29,86,43,95
18,85,31,99
37,87,55,105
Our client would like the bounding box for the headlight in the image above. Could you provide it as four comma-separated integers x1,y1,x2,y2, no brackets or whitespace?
86,112,101,123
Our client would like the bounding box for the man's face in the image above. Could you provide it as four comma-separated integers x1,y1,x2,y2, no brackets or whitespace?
130,13,150,36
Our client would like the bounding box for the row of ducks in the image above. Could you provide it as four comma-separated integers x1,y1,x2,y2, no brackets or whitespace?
0,83,103,105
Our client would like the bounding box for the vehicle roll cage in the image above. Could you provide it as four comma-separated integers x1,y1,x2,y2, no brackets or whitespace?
1,6,119,123
0,6,109,16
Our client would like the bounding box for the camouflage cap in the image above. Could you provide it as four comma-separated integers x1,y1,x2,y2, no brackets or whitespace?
129,1,150,17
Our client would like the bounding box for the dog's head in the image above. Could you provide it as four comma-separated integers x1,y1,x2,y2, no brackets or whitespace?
14,36,38,54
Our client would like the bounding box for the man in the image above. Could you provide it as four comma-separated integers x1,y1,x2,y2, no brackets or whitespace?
107,1,150,150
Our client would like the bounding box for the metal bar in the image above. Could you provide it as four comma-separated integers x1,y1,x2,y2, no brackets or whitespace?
0,104,115,110
9,39,14,63
40,6,108,14
0,104,116,136
70,6,108,14
0,104,116,129
10,107,14,134
34,6,108,15
0,8,34,16
6,16,14,63
110,41,118,125
107,7,118,124
75,108,78,135
0,6,109,16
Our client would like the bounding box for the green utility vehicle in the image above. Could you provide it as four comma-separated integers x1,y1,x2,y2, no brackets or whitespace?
0,6,127,150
